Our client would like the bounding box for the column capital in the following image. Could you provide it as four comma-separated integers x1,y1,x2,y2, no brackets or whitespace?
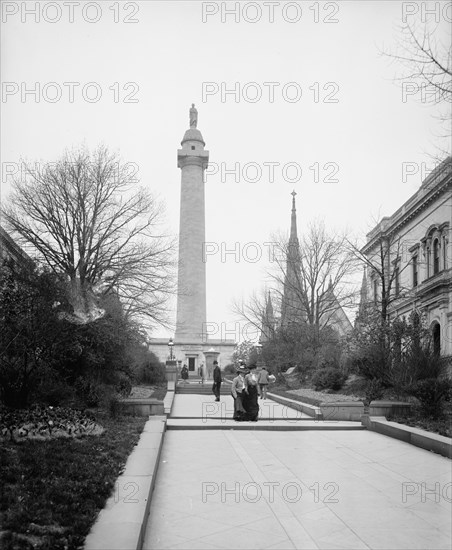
177,149,209,170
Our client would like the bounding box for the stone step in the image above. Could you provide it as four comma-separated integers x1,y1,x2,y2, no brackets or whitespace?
169,416,320,421
176,389,231,395
167,419,366,431
176,386,231,395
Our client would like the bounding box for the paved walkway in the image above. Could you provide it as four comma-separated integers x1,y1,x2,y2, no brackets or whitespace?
171,394,309,420
142,395,451,550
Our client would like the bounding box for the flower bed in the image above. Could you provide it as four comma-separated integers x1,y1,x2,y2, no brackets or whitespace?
0,405,103,441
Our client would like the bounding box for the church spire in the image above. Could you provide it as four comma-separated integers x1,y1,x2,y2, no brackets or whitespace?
265,291,274,319
290,190,298,243
260,291,275,343
281,191,305,326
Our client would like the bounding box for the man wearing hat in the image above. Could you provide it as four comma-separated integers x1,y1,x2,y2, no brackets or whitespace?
212,360,222,402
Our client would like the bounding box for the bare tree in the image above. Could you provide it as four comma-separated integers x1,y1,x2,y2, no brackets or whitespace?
270,221,358,335
384,18,451,151
391,22,451,100
348,230,412,325
231,289,269,341
2,147,175,327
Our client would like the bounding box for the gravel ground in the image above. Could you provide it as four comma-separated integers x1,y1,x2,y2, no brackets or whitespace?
286,388,362,403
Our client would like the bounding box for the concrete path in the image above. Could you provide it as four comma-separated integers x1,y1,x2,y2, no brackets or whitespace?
171,394,309,420
142,395,451,550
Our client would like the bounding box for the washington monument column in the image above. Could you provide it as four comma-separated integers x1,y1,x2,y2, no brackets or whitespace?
175,104,209,343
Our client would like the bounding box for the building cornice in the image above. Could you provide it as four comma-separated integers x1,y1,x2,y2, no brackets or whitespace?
362,157,452,254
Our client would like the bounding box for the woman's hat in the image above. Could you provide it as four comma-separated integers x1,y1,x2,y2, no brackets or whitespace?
237,365,248,373
248,364,257,370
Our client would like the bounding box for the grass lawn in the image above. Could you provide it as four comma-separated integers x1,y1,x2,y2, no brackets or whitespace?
0,411,147,550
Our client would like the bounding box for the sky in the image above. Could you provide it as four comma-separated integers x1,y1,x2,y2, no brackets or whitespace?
1,0,450,340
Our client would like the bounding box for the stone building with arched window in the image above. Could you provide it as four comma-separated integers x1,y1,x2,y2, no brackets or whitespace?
360,156,452,361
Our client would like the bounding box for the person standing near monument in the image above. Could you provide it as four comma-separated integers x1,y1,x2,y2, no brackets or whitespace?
258,366,269,400
181,364,188,383
212,360,222,402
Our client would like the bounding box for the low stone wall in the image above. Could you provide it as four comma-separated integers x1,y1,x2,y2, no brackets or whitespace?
362,416,452,459
84,416,166,550
163,381,175,417
268,393,365,422
267,392,322,419
320,401,365,422
369,400,412,417
119,399,164,417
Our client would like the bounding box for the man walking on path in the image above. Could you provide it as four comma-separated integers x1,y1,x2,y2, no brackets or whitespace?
258,366,269,399
212,360,222,401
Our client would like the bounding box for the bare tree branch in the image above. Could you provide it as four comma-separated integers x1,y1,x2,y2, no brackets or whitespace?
2,147,176,329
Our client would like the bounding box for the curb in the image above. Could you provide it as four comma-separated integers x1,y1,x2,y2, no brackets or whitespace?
84,416,167,550
267,391,323,419
163,390,175,416
166,421,366,431
362,415,452,459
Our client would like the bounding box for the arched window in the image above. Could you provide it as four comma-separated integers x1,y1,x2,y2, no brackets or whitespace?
433,239,440,274
412,255,418,287
432,323,441,356
394,267,400,296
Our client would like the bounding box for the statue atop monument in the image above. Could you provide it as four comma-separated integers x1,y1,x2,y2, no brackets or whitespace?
189,103,198,128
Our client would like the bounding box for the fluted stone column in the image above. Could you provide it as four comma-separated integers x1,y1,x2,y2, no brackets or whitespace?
175,105,209,343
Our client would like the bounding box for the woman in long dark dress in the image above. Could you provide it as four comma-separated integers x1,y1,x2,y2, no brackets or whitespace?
243,364,259,421
231,366,247,421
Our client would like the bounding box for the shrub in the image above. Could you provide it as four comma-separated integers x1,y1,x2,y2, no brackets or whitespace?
312,367,346,391
135,362,166,385
115,376,132,398
364,378,385,405
223,364,236,376
405,378,452,418
74,378,102,407
108,395,122,419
